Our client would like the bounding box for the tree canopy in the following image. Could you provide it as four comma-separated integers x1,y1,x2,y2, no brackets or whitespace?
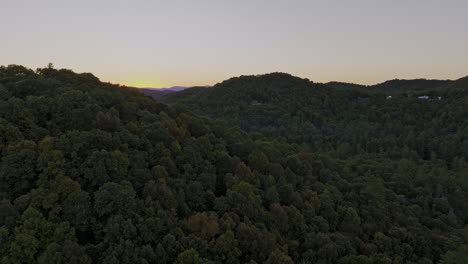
0,65,467,263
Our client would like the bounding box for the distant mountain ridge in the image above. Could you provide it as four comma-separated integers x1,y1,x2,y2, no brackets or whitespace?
327,79,453,93
370,79,452,92
138,75,461,100
139,89,175,99
140,85,212,99
143,86,191,92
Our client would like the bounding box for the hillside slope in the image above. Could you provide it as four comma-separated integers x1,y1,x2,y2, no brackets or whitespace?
327,79,452,93
0,66,467,263
162,73,468,164
140,88,175,99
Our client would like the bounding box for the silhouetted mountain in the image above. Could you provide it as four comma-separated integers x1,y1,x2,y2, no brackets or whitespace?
327,79,452,93
140,86,190,91
140,85,211,99
443,76,468,91
140,88,175,99
326,81,367,90
370,79,452,92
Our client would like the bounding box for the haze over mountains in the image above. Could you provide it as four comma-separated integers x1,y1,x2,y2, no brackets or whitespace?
1,65,467,264
144,86,191,92
140,86,211,99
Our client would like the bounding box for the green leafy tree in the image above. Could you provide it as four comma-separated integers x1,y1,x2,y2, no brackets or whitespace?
94,181,136,217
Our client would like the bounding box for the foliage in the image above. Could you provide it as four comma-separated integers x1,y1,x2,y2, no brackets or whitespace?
0,65,466,263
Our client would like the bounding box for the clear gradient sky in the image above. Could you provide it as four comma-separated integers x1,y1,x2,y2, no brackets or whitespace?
1,0,467,88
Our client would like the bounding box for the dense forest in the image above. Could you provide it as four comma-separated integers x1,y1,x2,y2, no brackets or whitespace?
140,89,175,99
162,73,468,164
0,65,467,264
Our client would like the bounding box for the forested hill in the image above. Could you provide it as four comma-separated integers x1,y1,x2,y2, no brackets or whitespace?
140,88,175,99
370,79,452,93
327,79,452,93
162,73,337,140
1,65,467,263
161,73,468,165
140,86,208,100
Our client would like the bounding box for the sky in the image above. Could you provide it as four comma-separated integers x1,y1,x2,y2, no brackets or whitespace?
1,0,468,88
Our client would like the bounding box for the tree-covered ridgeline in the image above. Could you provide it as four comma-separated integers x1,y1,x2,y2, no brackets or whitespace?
0,65,467,263
162,73,468,165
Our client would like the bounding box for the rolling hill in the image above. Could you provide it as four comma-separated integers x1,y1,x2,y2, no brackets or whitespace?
0,65,467,263
162,73,468,164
